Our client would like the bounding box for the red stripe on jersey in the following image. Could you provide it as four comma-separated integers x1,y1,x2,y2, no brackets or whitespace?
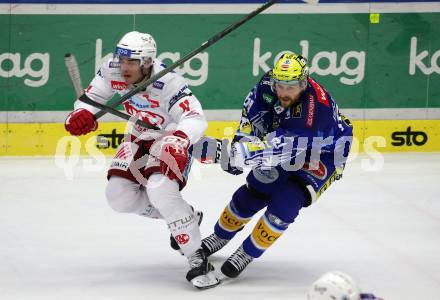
307,94,315,128
309,77,329,107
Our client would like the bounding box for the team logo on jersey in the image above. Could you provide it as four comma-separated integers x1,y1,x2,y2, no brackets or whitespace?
302,161,327,180
174,234,190,245
292,102,302,118
262,93,273,104
152,81,164,90
111,80,127,90
123,102,165,126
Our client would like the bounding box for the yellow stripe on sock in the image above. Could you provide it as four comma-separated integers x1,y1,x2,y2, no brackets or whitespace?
218,204,251,233
250,215,284,250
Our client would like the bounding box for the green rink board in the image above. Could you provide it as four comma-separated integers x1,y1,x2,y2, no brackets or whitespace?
1,13,440,111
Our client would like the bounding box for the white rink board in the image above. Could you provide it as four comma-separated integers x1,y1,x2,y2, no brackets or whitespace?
0,153,439,300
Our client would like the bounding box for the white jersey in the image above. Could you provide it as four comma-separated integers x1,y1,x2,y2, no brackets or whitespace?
74,58,207,144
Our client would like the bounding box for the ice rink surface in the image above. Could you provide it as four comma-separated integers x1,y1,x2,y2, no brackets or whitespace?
1,153,439,300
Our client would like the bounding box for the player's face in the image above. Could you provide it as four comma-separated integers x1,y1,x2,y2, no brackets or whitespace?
274,83,303,108
119,58,143,84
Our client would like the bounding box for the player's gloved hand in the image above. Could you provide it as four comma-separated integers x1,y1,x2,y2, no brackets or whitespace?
152,130,190,181
65,108,98,136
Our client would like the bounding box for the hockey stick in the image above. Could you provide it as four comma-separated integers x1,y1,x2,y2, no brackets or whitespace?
78,94,158,129
64,53,83,98
84,0,279,120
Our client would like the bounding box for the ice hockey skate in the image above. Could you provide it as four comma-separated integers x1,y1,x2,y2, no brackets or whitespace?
170,208,203,254
201,233,229,257
220,245,254,278
186,248,220,289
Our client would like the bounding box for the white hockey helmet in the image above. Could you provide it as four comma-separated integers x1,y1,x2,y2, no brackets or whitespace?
115,31,157,66
307,271,361,300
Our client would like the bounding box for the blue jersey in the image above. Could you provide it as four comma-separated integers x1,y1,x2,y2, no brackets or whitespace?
231,72,353,203
233,72,353,168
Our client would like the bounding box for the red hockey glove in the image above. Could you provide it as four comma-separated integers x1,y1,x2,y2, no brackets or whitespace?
65,108,98,136
152,130,190,181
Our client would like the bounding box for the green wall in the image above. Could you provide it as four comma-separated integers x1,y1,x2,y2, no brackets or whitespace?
1,13,440,111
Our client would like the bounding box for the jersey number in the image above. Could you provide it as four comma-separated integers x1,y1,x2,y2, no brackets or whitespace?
179,99,190,112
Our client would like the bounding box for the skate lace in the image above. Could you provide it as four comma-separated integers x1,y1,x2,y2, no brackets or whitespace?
188,249,204,269
228,246,253,271
203,233,228,253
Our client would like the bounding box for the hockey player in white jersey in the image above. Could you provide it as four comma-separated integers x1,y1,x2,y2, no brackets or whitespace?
64,31,219,289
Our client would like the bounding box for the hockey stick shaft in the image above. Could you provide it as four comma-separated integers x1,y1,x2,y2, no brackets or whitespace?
64,53,83,98
79,94,159,130
91,0,278,120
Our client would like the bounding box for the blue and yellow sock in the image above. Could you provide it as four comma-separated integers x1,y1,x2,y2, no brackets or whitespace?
243,211,289,258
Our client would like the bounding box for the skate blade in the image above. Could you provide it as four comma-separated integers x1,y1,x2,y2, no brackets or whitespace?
214,269,234,286
191,271,220,290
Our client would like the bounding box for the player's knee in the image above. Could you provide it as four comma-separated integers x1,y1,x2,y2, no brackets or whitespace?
105,176,140,213
231,184,268,217
267,208,297,226
266,212,291,229
288,177,313,207
267,180,307,223
146,173,183,214
267,196,302,224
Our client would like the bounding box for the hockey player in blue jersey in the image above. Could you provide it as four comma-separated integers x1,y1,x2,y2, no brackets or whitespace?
200,52,353,279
